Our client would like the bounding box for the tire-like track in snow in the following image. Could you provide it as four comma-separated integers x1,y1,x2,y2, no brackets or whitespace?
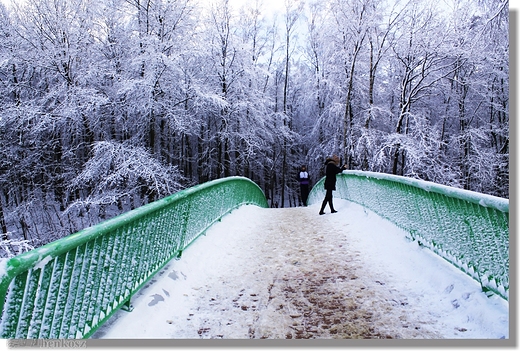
185,206,441,339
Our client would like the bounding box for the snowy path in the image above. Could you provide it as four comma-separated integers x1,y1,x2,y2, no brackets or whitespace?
93,200,508,339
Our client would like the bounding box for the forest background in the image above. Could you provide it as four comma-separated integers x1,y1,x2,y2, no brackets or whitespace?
0,0,509,257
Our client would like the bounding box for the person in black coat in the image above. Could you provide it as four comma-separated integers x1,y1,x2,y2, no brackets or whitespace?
319,155,347,215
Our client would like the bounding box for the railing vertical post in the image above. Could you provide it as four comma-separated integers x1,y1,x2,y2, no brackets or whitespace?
177,198,192,259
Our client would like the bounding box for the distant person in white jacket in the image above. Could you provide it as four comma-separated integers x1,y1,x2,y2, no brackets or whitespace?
298,165,310,206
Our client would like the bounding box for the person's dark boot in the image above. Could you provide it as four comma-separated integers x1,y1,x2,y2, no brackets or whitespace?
319,201,326,215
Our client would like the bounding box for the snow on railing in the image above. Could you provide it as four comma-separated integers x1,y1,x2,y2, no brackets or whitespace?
308,170,509,301
0,177,268,339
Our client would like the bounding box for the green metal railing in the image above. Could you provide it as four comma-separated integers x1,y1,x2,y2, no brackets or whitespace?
308,170,509,301
0,172,508,339
0,176,268,339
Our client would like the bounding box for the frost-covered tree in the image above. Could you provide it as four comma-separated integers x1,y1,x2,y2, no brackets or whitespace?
67,140,184,217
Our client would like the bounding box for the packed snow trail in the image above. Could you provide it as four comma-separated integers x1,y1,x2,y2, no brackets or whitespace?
93,200,508,339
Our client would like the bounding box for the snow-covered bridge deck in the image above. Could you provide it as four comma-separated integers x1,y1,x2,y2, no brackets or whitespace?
92,200,508,339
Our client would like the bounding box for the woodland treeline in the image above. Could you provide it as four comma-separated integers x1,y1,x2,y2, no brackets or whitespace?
0,0,509,256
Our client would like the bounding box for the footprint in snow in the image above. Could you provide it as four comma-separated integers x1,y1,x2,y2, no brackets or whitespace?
168,270,180,280
148,294,165,306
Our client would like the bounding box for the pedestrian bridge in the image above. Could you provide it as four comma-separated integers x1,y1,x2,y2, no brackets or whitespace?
0,172,509,339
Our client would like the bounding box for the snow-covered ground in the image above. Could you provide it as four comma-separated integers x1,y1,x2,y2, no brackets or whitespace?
92,199,509,340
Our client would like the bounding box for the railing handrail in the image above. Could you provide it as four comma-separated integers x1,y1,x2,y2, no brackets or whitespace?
0,176,268,339
340,170,509,212
307,170,509,301
0,177,267,277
